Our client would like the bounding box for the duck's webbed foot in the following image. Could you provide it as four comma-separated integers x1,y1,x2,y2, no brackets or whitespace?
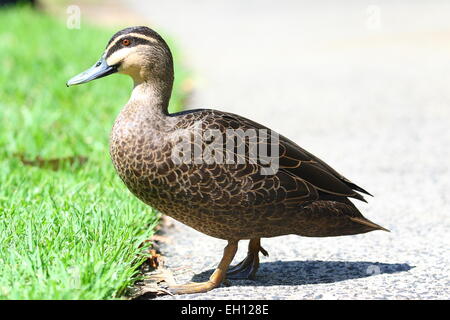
166,280,219,295
227,238,268,280
166,240,238,295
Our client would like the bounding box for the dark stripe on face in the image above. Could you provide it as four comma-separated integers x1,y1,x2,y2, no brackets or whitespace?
105,36,153,59
106,26,163,46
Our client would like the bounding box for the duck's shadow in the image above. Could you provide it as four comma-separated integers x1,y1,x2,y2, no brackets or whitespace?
192,260,413,286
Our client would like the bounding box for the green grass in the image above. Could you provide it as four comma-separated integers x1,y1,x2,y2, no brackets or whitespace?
0,7,188,299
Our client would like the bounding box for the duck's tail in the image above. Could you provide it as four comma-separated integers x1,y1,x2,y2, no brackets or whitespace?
349,216,390,232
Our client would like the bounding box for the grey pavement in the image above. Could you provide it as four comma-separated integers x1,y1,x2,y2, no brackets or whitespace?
124,0,450,299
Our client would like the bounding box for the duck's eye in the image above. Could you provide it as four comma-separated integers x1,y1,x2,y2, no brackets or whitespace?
122,39,131,46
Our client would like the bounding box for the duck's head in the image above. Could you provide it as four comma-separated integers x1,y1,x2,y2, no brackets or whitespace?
67,26,173,87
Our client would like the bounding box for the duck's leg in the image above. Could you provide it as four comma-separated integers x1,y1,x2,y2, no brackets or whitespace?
227,238,268,280
166,240,238,295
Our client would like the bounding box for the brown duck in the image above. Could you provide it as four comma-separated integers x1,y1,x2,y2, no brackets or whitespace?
67,26,388,294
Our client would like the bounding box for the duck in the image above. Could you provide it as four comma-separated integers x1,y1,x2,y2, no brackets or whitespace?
67,26,388,295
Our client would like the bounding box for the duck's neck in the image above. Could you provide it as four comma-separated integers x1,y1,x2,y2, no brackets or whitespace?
127,79,173,117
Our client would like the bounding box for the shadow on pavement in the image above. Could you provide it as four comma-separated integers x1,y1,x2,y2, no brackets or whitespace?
192,260,413,286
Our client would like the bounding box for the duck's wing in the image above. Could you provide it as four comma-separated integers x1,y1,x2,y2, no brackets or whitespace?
208,111,371,203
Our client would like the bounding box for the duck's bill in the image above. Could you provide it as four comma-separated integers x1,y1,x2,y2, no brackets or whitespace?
66,57,118,86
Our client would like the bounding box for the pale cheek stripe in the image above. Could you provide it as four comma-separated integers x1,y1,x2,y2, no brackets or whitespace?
105,48,131,66
105,44,148,66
